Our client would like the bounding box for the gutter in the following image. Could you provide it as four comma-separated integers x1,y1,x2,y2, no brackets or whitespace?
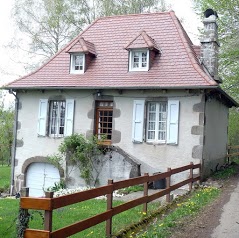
3,85,220,90
9,89,19,196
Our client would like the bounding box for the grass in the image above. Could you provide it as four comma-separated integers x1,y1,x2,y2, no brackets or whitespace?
125,186,220,238
0,197,160,238
118,185,144,195
0,164,236,237
0,165,11,192
212,166,237,179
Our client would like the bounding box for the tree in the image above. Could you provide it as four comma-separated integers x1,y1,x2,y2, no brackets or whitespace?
192,0,239,98
192,0,239,144
0,91,14,165
13,0,88,59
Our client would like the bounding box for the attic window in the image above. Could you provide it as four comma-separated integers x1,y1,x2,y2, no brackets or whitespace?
70,53,85,74
129,49,149,71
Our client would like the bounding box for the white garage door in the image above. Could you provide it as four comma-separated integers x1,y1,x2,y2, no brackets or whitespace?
26,162,60,197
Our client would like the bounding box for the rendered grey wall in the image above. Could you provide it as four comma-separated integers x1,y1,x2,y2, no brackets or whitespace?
203,97,229,177
15,89,202,188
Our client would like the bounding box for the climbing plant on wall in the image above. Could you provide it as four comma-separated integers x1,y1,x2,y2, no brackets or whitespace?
48,133,108,186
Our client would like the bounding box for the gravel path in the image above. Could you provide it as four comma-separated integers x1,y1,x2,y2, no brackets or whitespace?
211,178,239,238
170,173,239,238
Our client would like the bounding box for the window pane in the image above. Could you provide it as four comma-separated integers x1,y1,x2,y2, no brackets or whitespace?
149,103,156,111
49,100,65,136
159,122,166,131
133,62,139,68
142,52,147,57
141,52,147,68
148,122,155,130
74,55,83,71
148,131,155,140
142,62,147,67
158,131,166,140
149,112,156,121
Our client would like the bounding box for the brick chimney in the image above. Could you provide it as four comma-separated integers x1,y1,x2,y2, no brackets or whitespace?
200,9,221,83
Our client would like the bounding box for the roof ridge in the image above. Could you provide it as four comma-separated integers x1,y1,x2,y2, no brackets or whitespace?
169,11,218,86
96,11,173,22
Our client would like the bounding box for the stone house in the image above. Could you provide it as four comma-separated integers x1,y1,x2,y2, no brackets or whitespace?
5,10,237,196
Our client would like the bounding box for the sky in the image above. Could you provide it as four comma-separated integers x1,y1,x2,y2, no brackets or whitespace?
0,0,202,88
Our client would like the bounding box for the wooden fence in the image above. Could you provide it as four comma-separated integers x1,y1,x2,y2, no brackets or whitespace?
227,145,239,162
20,162,201,238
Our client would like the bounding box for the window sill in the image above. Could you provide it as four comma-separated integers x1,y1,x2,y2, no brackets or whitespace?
129,68,149,72
98,140,111,146
70,70,85,74
145,141,166,145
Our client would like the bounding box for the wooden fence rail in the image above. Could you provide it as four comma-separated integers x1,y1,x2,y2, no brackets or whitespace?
227,145,239,162
20,162,201,238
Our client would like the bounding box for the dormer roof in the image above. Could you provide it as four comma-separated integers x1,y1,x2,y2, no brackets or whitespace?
66,37,96,55
124,30,160,52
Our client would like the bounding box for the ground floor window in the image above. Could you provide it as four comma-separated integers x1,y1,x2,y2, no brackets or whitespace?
49,100,66,136
147,102,167,142
95,101,113,144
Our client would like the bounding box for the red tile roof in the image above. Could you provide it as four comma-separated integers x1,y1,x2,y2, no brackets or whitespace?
6,11,218,89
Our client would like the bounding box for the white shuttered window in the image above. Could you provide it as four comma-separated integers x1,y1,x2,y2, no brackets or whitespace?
38,99,74,137
132,99,179,144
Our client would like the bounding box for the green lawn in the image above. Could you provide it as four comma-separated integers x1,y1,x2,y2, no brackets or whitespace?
0,165,11,192
0,197,160,238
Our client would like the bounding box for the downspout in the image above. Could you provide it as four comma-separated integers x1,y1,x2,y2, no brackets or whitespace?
9,89,19,196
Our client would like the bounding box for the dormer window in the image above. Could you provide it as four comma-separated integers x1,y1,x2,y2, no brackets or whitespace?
125,30,160,72
70,53,85,74
129,49,149,71
66,37,96,75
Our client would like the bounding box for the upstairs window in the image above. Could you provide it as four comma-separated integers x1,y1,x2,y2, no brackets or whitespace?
129,50,149,71
70,53,85,74
95,101,113,145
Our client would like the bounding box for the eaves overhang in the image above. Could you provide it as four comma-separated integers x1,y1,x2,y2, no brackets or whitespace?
3,85,219,91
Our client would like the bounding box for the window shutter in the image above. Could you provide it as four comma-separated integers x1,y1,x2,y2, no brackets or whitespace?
132,100,145,143
167,100,179,144
64,99,75,136
37,99,48,136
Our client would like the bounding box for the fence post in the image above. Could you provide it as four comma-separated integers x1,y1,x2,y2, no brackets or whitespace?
166,168,171,203
227,145,230,164
143,173,149,213
44,191,54,232
17,187,29,238
106,179,113,238
189,162,194,191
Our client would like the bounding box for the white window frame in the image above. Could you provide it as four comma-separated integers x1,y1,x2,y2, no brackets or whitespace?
37,99,74,138
70,53,85,74
49,100,66,137
129,49,149,72
146,101,167,143
132,99,179,145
